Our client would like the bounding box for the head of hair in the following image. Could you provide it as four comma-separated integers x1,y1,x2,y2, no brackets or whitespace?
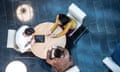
24,28,35,36
58,14,71,26
54,48,63,58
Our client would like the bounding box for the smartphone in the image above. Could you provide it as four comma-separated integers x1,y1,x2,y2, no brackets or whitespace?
35,35,45,43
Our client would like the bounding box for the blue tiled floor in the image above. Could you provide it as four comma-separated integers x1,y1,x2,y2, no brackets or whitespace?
0,0,120,72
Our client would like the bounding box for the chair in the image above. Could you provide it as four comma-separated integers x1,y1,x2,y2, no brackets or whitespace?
103,57,120,72
7,29,31,53
67,3,87,37
7,29,20,52
7,29,17,49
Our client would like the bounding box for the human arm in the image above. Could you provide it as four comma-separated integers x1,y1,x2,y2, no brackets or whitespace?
51,22,72,38
50,15,59,33
45,15,59,36
16,37,32,53
19,44,31,53
25,36,35,47
20,36,35,53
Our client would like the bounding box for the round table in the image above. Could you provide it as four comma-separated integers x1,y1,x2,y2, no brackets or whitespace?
31,22,66,59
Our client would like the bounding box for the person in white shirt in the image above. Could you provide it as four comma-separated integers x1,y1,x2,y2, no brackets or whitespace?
15,25,35,53
46,46,80,72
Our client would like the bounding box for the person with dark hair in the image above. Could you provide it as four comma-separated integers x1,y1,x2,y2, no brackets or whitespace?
24,28,35,36
46,14,76,38
15,25,35,53
46,46,80,72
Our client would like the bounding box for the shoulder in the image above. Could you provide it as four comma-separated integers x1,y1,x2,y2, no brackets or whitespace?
19,25,29,30
69,17,76,23
56,15,59,20
65,65,80,72
16,25,29,37
17,25,29,32
66,18,74,26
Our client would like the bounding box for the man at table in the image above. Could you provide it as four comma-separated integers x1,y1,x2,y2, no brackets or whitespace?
15,25,35,53
46,46,80,72
46,14,76,38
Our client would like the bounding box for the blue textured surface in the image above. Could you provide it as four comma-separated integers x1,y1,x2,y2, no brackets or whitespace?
112,43,120,66
0,0,120,72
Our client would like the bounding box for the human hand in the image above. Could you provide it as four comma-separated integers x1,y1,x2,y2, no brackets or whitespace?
30,38,35,45
45,30,52,36
46,47,74,72
50,34,56,38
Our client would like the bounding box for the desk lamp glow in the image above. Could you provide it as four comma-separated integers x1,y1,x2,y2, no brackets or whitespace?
16,4,34,22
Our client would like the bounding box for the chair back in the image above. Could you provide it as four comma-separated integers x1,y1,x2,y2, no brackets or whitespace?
103,57,120,72
7,29,17,48
67,3,86,36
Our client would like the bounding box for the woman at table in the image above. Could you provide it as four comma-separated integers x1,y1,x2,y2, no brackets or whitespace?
46,14,76,38
15,25,35,53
